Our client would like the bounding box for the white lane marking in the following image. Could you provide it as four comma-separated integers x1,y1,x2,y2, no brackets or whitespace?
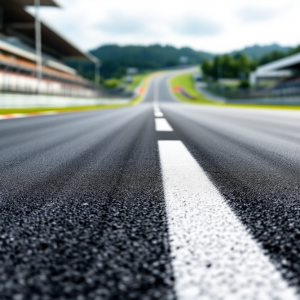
154,111,164,117
155,119,173,131
153,102,160,111
154,77,159,104
158,140,297,300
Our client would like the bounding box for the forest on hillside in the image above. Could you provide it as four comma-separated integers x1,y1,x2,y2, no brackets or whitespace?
66,44,212,82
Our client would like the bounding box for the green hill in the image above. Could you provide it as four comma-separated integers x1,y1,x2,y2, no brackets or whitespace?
231,43,291,60
67,44,213,81
66,43,296,82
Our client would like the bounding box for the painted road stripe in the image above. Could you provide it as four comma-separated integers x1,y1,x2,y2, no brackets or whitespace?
154,111,164,117
153,104,161,112
158,140,297,300
155,119,173,131
154,77,159,103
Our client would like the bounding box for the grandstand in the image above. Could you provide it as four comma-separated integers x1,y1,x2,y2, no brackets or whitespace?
250,52,300,89
0,0,99,96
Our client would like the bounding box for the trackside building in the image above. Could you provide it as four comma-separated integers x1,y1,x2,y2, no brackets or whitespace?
0,0,99,96
250,52,300,90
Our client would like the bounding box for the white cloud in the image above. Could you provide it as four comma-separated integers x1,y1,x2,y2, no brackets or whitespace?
32,0,300,53
238,7,279,22
174,17,220,36
238,3,293,23
97,13,147,35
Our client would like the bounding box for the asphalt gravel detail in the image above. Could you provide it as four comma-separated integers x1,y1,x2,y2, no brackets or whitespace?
155,132,179,141
3,71,300,299
0,105,175,300
159,140,297,300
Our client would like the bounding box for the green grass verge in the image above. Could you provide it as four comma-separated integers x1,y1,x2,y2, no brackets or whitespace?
170,73,214,104
128,72,161,105
125,72,151,92
0,94,146,115
170,72,300,110
0,104,127,115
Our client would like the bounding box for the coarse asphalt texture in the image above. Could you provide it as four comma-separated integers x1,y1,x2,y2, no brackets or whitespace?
1,72,300,299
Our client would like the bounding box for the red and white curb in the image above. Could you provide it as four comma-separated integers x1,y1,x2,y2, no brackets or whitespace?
0,111,60,120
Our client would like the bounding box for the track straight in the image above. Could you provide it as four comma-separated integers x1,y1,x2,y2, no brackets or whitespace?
158,140,297,300
152,72,298,299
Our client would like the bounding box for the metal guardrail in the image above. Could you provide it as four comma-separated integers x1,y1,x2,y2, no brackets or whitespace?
206,84,300,100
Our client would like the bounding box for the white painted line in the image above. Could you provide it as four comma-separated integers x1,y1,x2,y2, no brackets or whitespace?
154,111,164,117
158,140,297,300
153,103,160,111
154,77,159,104
155,118,173,131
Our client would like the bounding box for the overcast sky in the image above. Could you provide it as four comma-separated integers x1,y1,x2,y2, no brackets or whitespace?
33,0,300,53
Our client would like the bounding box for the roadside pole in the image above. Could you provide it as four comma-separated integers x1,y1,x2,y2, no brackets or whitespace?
95,61,101,85
35,0,42,94
95,61,101,97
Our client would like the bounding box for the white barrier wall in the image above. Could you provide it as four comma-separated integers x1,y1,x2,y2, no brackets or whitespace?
0,71,98,97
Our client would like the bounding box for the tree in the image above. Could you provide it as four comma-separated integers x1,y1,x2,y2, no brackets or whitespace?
259,50,286,65
103,78,121,89
201,60,213,78
67,44,213,81
201,53,252,80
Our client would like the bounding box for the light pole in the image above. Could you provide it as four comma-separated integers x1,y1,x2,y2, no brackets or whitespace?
95,61,101,86
35,0,42,94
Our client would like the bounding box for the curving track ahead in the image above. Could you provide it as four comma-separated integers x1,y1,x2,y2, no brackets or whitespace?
1,72,300,299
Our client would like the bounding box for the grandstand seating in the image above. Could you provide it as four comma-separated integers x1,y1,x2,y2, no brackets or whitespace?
0,50,97,96
0,0,99,96
274,76,300,90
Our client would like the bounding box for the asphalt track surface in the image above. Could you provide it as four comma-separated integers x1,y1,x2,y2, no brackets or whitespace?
1,73,300,299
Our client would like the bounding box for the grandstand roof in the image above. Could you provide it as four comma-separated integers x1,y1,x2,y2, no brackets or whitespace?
1,1,99,64
256,52,300,74
0,0,61,7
